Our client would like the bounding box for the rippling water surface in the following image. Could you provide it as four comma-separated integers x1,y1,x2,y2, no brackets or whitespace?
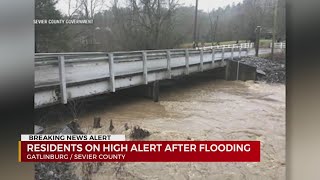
71,77,285,180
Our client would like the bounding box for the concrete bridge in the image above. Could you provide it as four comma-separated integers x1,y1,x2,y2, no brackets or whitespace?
34,43,277,108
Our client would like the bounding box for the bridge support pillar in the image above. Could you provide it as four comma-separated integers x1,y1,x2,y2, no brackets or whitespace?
142,80,159,102
150,81,159,102
121,80,159,102
225,60,256,81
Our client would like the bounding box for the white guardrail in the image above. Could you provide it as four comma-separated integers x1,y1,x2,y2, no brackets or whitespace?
34,43,254,108
270,42,286,49
199,43,254,50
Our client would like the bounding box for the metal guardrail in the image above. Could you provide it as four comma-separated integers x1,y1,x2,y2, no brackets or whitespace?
34,43,253,107
35,43,253,65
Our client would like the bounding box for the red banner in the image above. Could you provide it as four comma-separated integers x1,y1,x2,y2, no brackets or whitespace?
19,141,260,162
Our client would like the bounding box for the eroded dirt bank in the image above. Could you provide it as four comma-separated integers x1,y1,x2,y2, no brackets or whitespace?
67,77,286,180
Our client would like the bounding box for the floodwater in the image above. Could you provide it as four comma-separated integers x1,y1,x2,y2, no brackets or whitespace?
71,76,285,180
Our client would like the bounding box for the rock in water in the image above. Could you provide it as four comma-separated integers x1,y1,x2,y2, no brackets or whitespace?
34,125,44,134
67,120,84,134
59,120,84,134
59,126,73,134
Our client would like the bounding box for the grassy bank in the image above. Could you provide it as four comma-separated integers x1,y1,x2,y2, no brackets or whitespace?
259,50,286,61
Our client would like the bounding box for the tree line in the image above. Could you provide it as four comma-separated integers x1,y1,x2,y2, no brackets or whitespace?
35,0,285,52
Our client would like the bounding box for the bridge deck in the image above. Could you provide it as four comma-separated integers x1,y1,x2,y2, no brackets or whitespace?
34,45,273,108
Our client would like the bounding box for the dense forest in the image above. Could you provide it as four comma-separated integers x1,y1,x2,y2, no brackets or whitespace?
35,0,286,52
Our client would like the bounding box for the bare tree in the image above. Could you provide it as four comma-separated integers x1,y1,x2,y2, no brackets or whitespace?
41,0,285,52
109,0,180,50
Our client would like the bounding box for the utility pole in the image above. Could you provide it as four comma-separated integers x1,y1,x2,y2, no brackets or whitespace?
271,0,278,60
208,12,214,45
193,0,199,48
213,15,219,45
255,26,261,57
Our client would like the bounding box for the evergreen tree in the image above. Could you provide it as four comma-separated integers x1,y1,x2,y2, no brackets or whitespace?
35,0,70,52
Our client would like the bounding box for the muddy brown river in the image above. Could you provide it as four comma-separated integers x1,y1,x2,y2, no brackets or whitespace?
64,77,285,180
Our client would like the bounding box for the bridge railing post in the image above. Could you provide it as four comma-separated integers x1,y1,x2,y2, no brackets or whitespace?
185,49,190,75
200,49,204,71
222,47,225,61
58,55,67,104
166,50,172,79
108,53,115,92
231,46,234,60
246,44,249,56
212,48,215,65
142,51,148,84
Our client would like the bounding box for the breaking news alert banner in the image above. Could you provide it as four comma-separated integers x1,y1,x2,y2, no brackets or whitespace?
18,135,260,162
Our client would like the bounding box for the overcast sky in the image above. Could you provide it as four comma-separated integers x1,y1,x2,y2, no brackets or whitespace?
181,0,243,11
56,0,244,15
